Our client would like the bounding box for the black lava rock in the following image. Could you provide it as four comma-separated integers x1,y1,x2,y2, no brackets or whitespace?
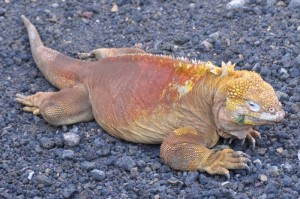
115,156,136,172
90,169,106,181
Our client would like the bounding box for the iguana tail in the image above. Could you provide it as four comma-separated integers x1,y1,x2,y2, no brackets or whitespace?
21,15,86,89
21,15,44,51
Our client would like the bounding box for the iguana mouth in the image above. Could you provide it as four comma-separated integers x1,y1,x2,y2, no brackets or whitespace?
243,110,285,125
245,115,276,124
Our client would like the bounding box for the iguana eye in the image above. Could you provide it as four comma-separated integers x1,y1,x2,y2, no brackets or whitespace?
245,100,260,112
268,106,275,113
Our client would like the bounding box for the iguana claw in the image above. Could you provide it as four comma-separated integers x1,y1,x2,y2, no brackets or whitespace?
241,138,245,146
246,129,261,149
225,173,230,180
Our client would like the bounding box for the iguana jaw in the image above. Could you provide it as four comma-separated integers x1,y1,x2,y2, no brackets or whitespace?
236,110,285,125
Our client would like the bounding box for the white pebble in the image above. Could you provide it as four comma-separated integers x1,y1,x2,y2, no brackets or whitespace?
226,0,247,10
63,132,80,147
28,171,35,180
259,174,268,182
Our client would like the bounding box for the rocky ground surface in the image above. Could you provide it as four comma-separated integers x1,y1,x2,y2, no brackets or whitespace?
0,0,300,198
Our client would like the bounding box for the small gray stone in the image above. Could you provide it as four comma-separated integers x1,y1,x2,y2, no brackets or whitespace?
267,166,280,177
70,126,79,133
209,32,220,40
0,7,6,16
96,147,111,156
252,63,261,72
254,40,261,46
279,68,288,74
174,35,190,45
51,3,59,8
289,67,299,78
39,137,55,149
35,174,52,186
62,149,75,159
289,93,300,103
282,176,292,187
282,162,293,172
130,167,139,177
260,66,271,77
253,159,262,165
288,0,300,9
259,174,268,182
63,132,80,147
62,184,77,199
81,161,96,171
258,194,267,199
275,91,289,101
290,103,300,114
276,1,286,7
199,40,213,52
288,77,299,87
267,0,277,6
90,169,106,181
198,174,209,185
295,181,300,192
137,160,146,167
115,156,136,172
184,171,199,186
257,148,267,155
265,182,278,194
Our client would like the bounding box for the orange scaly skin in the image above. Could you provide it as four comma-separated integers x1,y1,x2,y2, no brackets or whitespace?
16,16,285,177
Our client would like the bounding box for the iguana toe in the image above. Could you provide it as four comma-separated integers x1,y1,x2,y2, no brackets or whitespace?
16,94,41,115
246,129,261,149
205,148,251,176
15,94,32,106
23,106,40,115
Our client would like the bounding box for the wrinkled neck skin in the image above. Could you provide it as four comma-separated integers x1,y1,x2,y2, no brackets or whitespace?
211,76,252,140
181,73,252,141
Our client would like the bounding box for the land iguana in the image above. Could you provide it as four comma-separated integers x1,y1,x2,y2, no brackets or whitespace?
16,15,285,178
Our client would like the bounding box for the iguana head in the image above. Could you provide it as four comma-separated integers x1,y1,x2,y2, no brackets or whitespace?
224,71,285,126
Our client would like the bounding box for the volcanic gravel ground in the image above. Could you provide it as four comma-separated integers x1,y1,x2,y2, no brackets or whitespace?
0,0,300,198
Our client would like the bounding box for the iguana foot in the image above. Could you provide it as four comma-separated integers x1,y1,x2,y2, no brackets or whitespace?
204,148,250,178
15,85,94,126
15,93,42,115
78,52,94,59
244,129,261,149
160,127,251,177
78,47,145,60
222,128,261,149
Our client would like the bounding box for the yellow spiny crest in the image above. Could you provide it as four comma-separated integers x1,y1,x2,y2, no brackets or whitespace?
221,61,236,77
207,61,236,77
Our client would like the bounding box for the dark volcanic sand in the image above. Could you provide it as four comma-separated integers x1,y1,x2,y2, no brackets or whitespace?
0,0,299,198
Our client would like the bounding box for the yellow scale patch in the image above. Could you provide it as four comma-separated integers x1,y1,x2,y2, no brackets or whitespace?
161,59,208,102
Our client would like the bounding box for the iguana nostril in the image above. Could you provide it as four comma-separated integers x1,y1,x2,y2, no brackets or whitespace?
276,111,285,122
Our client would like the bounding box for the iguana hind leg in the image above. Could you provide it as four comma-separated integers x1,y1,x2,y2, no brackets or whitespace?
78,47,146,60
160,127,250,177
16,84,93,126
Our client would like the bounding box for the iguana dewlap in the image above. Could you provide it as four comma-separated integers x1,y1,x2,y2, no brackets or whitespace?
16,15,285,177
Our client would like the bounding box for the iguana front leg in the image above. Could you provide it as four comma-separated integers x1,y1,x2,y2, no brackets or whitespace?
16,84,93,126
78,47,146,60
160,127,250,178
